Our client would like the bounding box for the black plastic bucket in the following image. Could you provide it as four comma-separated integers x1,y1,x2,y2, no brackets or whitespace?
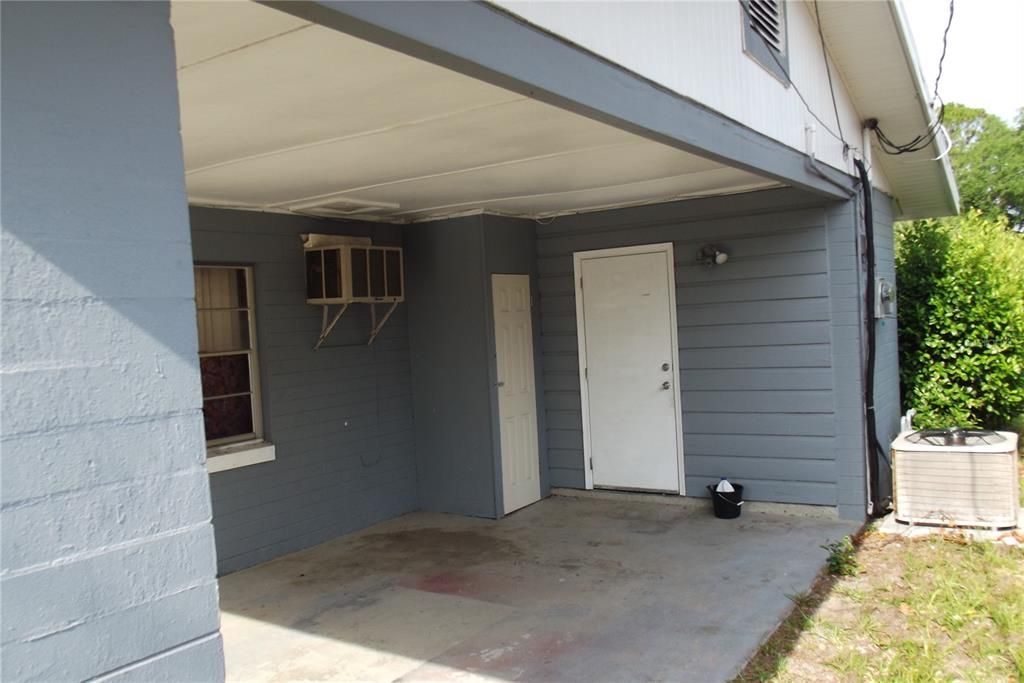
707,484,744,519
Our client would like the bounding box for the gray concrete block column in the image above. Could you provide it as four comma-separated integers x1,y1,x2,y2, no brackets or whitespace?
1,2,224,679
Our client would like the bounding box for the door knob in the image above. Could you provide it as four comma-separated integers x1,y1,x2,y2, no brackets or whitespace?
662,363,670,371
496,381,505,387
661,381,671,390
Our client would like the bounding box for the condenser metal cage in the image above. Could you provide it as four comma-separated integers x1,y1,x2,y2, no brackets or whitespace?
891,429,1020,529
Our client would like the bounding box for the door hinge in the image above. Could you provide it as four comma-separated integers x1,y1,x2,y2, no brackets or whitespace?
589,458,594,471
584,366,588,379
579,277,584,290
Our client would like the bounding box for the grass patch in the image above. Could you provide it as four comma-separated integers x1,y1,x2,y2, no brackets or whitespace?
734,457,1024,682
736,535,1024,682
821,536,858,577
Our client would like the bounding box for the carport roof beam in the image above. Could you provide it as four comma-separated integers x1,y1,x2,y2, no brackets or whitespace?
261,0,855,200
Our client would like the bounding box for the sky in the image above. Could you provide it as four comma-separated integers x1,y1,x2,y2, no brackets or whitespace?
902,0,1024,123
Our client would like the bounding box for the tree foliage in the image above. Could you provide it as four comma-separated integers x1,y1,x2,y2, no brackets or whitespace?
943,103,1024,229
895,212,1024,429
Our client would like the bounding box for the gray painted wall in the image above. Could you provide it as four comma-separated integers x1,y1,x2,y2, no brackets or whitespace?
404,216,498,518
190,208,418,574
871,191,900,501
404,214,545,518
823,189,900,518
1,3,224,680
536,188,864,511
824,199,870,520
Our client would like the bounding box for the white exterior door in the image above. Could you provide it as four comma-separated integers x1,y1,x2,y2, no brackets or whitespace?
576,244,683,493
492,274,542,513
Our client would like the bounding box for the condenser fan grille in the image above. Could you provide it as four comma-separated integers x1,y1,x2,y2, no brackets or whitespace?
905,429,1006,448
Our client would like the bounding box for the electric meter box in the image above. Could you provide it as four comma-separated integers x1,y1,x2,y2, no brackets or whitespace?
303,234,404,305
875,277,896,318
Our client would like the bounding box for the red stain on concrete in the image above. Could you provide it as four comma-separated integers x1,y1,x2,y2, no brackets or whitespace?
411,570,471,595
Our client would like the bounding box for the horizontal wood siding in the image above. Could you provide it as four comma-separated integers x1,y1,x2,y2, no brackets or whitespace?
191,208,418,574
872,191,900,501
825,199,868,519
403,216,498,519
536,188,841,505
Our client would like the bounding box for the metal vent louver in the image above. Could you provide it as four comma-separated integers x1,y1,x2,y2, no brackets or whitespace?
747,0,785,54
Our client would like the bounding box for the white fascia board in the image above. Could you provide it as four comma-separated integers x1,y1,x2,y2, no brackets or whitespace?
887,0,960,215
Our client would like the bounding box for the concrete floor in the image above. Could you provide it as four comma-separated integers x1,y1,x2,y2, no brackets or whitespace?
218,494,860,682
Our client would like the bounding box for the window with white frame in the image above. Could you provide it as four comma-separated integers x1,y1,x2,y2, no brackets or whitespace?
194,265,263,447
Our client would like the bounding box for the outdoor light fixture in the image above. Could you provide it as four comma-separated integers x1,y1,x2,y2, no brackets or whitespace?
697,244,729,267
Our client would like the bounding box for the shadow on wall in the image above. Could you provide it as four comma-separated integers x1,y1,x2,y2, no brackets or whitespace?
0,3,229,680
1,0,206,437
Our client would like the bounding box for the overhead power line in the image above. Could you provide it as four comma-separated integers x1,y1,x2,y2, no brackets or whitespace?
813,0,848,158
740,0,954,159
737,0,852,153
932,0,955,106
871,0,955,156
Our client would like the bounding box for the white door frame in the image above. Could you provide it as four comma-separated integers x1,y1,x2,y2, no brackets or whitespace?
573,242,686,494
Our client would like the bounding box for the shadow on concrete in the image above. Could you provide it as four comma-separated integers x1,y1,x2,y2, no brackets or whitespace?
217,495,860,682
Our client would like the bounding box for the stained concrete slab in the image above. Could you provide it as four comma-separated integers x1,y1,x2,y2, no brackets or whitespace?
218,495,860,682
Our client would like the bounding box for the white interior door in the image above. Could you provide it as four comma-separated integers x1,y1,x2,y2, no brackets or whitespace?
492,274,542,513
576,245,683,492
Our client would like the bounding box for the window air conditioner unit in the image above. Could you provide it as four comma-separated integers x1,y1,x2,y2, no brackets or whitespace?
303,234,404,305
891,429,1019,529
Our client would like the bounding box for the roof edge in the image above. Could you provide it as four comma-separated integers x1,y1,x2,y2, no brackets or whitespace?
887,0,960,216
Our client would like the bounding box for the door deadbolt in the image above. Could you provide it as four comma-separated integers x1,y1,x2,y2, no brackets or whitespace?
661,363,670,371
661,381,671,390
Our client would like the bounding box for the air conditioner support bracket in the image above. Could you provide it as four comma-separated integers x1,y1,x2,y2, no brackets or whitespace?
312,301,401,350
368,301,400,346
314,303,349,350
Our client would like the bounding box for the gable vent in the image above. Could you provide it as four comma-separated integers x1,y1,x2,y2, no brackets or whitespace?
746,0,785,55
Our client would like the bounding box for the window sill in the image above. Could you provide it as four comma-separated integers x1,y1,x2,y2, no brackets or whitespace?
206,441,275,473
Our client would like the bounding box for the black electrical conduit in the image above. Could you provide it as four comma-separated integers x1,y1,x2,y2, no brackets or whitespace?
853,157,888,517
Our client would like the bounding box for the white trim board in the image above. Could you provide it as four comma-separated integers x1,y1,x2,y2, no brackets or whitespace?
206,442,276,473
572,242,686,495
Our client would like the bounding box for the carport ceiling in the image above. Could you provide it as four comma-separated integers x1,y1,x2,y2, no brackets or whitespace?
172,1,777,222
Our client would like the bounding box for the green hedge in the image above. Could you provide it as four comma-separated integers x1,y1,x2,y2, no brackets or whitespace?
895,212,1024,429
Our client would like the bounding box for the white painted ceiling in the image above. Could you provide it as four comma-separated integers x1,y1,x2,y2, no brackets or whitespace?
171,1,776,222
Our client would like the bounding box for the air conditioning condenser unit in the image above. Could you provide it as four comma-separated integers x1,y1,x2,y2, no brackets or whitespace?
891,429,1019,529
